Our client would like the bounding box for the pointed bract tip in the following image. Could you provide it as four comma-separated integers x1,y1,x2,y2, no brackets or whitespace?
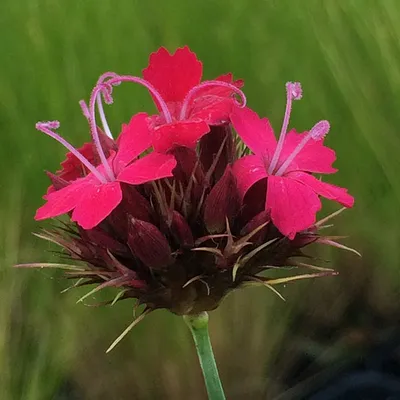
310,120,330,140
286,82,302,100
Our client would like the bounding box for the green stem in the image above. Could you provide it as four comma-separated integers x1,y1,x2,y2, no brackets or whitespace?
184,312,226,400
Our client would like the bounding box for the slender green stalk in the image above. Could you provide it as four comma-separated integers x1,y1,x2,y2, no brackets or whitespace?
184,312,226,400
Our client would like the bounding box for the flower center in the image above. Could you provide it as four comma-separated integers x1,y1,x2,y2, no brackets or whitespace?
83,73,175,182
268,82,302,174
179,80,247,121
274,120,330,176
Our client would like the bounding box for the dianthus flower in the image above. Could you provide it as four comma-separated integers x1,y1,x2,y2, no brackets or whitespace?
17,47,358,399
232,82,354,239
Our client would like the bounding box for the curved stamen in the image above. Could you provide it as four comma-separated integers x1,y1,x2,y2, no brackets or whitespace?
96,73,118,139
275,120,330,177
179,80,247,121
36,121,107,183
88,84,117,181
87,73,173,181
268,82,302,174
80,73,119,139
97,72,119,84
104,75,173,123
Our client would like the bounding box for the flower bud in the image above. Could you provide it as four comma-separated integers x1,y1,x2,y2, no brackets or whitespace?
128,218,173,269
169,210,194,248
203,165,240,233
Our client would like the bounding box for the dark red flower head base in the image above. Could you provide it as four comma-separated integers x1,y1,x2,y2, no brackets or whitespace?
20,47,358,352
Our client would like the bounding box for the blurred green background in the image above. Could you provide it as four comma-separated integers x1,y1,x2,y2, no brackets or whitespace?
1,0,400,399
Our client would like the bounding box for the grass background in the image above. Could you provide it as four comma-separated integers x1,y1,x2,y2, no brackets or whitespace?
1,0,400,398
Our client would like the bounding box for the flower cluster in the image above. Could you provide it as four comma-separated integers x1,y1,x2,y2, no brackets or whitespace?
19,47,355,344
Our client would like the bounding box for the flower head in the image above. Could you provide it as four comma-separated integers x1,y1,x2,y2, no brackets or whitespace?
18,48,357,350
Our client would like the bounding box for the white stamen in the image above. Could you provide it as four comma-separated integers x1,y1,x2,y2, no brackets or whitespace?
97,94,113,139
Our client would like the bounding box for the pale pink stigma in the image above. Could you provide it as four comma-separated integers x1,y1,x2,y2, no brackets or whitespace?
79,100,90,120
36,121,107,183
179,80,247,121
309,120,330,140
289,82,302,100
88,84,117,181
275,119,330,177
268,82,303,174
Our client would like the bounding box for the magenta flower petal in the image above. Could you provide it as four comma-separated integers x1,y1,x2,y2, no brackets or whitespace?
266,175,321,239
152,120,210,153
195,73,244,97
71,181,123,229
232,154,268,199
230,106,277,156
189,74,244,125
35,179,92,221
142,46,203,105
288,171,355,207
190,97,237,125
114,113,152,169
279,129,338,174
117,152,177,185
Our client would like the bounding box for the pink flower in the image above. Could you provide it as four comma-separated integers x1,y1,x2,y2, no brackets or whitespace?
85,47,246,154
142,46,244,126
35,113,176,229
232,82,354,239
